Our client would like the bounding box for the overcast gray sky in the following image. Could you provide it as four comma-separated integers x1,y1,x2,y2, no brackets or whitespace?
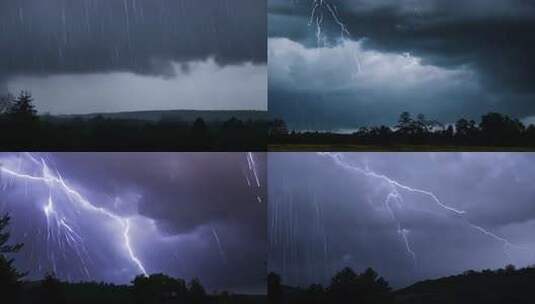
269,153,535,288
1,0,267,114
268,0,535,130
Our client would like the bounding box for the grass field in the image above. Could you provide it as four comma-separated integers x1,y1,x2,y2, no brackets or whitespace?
269,144,535,152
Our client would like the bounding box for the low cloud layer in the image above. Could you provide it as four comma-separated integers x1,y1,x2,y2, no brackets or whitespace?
9,59,267,114
269,0,535,129
1,0,266,113
269,38,482,128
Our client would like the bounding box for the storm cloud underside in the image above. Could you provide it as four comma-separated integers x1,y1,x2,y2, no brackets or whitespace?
0,152,266,293
1,0,267,113
268,0,535,130
268,153,535,288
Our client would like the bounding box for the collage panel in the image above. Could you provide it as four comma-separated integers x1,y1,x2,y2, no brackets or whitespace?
1,0,535,303
0,1,267,151
268,1,535,151
268,152,535,303
0,152,266,303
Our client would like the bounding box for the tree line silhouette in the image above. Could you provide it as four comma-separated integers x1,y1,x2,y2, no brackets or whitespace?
268,263,535,304
271,112,535,148
268,268,394,304
0,92,267,151
0,213,263,304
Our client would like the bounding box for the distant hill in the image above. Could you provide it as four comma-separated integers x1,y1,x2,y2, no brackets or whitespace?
395,267,535,304
277,266,535,304
51,110,268,123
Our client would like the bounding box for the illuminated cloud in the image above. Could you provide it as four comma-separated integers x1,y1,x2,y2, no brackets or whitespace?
268,153,535,287
0,152,266,293
269,0,535,129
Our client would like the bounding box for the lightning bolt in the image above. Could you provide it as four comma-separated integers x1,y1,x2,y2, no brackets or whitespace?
244,152,263,203
383,188,417,267
124,219,147,276
319,152,528,268
399,228,417,267
1,154,148,277
211,227,227,264
247,152,261,188
308,0,350,47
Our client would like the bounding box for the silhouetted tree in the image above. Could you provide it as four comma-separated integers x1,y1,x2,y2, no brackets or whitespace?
218,290,233,304
267,272,282,304
132,275,151,304
223,117,244,129
305,284,326,304
454,118,476,144
274,110,535,148
396,112,414,134
444,125,454,140
480,112,524,145
41,272,65,304
133,273,188,304
8,91,37,122
0,213,25,303
189,278,207,304
271,119,289,136
328,267,393,304
416,113,429,132
505,264,516,273
328,267,359,302
189,117,212,148
0,89,268,150
191,118,208,136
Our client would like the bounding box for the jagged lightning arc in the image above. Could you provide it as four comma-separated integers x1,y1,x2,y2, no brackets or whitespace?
245,152,263,203
304,1,363,76
1,152,261,281
211,227,227,264
124,219,147,276
308,0,350,46
0,154,148,277
384,188,417,267
318,152,528,268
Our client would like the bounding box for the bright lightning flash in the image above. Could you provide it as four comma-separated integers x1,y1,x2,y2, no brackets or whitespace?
309,0,350,47
319,152,530,269
1,154,148,277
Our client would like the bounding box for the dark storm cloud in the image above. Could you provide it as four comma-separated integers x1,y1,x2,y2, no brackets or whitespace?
268,153,535,288
50,153,266,237
51,153,266,292
269,0,535,128
0,152,266,292
0,0,266,81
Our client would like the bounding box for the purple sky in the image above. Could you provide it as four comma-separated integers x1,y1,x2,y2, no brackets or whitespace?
269,152,535,288
0,152,266,294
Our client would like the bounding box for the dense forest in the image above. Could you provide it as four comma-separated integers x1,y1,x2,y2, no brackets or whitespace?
0,92,268,151
270,112,535,150
268,264,535,304
0,213,265,304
